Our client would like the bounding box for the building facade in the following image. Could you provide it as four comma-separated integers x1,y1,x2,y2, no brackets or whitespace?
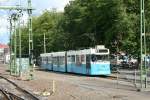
0,44,10,64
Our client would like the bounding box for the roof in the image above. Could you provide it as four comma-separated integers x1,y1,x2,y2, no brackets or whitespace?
0,44,9,49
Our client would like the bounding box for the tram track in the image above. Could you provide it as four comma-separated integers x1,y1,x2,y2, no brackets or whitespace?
0,75,39,100
0,88,25,100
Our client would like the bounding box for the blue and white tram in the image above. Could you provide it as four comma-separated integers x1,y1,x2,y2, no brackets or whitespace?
40,45,111,75
67,45,110,75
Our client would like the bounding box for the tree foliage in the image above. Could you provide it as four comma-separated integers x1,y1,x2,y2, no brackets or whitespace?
15,0,150,58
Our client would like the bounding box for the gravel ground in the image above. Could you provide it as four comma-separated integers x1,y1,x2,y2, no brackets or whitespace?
0,64,150,100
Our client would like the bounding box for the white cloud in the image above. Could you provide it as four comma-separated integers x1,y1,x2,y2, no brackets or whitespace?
49,0,70,11
0,15,9,36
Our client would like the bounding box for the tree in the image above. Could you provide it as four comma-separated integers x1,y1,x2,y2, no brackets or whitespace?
13,0,150,59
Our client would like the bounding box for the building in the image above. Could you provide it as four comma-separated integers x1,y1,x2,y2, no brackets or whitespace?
0,44,10,64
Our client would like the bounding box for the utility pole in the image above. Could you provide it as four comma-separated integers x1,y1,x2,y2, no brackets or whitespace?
140,0,147,90
18,10,23,77
9,16,12,75
13,14,17,75
44,32,46,53
10,13,21,76
28,0,34,79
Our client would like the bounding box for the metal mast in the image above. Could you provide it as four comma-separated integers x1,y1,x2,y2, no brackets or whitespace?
28,0,34,79
18,10,22,77
140,0,147,89
13,14,17,75
44,32,46,53
9,16,12,75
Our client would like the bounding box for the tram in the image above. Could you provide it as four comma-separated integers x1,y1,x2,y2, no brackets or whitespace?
40,45,111,75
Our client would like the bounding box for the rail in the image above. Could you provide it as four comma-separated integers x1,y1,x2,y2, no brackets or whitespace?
0,75,39,100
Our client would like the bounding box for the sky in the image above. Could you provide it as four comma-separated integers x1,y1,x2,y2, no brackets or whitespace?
0,0,71,44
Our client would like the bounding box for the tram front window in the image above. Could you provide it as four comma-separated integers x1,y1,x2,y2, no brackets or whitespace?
91,55,108,62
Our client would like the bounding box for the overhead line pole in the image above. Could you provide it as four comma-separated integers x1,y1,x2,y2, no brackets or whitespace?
140,0,147,90
44,32,46,53
9,16,13,75
14,16,17,75
18,11,22,77
28,0,34,79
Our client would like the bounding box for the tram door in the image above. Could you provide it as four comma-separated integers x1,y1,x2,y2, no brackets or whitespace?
86,55,91,74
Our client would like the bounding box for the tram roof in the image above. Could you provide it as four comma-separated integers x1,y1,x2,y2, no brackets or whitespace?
40,53,53,57
67,48,109,55
52,51,66,57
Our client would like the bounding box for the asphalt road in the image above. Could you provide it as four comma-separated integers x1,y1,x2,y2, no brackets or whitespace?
1,64,150,100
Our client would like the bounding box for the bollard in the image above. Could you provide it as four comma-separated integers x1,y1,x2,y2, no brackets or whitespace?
134,69,137,87
116,65,119,89
52,80,55,93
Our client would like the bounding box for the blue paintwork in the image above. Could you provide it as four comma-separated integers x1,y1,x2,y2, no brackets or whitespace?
41,63,47,69
67,63,110,75
91,63,111,75
46,64,53,70
53,64,66,72
41,60,110,75
41,63,52,70
42,62,110,75
67,63,87,74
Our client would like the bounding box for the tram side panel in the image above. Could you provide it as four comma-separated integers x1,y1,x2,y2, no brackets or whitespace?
41,57,47,70
90,61,111,75
52,52,66,72
86,54,91,75
67,51,89,75
47,56,53,70
59,56,66,72
90,54,111,75
52,56,58,71
74,55,87,74
40,53,53,71
67,50,111,75
40,46,111,75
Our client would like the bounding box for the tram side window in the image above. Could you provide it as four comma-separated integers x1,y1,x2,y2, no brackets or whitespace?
43,57,47,64
48,57,52,64
67,56,70,62
76,55,81,65
67,56,71,62
46,57,48,64
59,56,65,66
81,55,85,63
53,57,58,66
91,55,97,62
41,58,43,64
71,55,75,63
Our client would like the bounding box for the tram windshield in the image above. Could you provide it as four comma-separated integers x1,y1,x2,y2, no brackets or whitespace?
91,54,109,62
